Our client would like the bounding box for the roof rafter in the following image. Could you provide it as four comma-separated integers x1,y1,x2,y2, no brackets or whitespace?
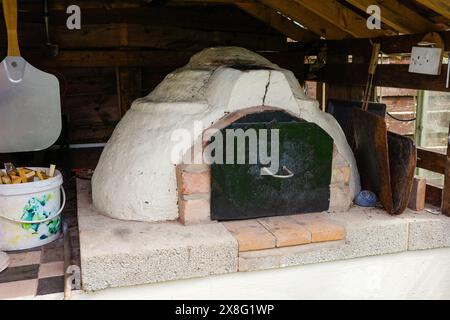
260,0,353,40
415,0,450,20
292,0,391,38
346,0,442,34
235,1,319,42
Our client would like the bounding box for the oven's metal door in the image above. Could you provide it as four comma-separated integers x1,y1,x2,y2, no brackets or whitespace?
211,121,333,221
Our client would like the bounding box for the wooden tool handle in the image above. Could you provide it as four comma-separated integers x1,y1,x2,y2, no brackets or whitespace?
2,0,20,56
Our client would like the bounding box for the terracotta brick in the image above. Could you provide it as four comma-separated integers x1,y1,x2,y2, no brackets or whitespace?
223,220,276,252
292,214,346,243
258,216,311,247
333,146,349,168
331,166,351,184
178,164,210,173
329,183,352,212
177,165,211,195
179,195,210,225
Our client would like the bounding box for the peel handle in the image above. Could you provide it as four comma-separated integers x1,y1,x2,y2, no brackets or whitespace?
2,0,20,56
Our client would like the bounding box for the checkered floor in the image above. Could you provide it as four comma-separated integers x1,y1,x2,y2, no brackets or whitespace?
0,176,80,299
0,239,65,298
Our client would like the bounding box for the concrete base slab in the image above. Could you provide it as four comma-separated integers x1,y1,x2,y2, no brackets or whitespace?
400,210,450,250
78,179,450,291
77,180,238,291
239,207,450,272
72,248,450,300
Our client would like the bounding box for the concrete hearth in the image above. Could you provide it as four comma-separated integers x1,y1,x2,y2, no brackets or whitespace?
78,179,450,292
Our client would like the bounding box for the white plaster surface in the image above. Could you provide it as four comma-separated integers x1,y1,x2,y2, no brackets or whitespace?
92,47,360,222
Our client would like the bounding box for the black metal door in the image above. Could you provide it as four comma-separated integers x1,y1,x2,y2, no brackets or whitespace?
211,116,333,221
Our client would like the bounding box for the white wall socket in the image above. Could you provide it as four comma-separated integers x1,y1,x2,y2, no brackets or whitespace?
409,46,443,75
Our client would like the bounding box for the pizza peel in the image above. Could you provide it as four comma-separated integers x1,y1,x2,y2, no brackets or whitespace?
0,0,61,153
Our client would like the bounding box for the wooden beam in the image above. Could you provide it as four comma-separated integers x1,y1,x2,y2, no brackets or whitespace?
235,1,318,42
417,147,447,174
323,31,450,55
24,50,305,79
292,0,391,38
443,124,450,216
345,0,442,33
426,183,443,207
260,0,352,40
116,67,142,117
312,63,450,92
27,0,147,10
27,50,193,69
415,0,450,20
3,5,279,35
1,23,286,51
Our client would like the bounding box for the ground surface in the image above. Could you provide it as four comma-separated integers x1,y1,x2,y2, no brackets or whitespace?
0,174,80,299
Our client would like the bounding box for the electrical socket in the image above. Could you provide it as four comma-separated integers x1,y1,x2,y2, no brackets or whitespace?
409,46,443,75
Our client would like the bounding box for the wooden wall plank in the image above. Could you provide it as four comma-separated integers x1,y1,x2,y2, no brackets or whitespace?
116,67,142,117
27,50,192,69
69,124,116,144
417,147,447,174
2,6,279,35
22,50,306,76
0,24,287,51
64,94,120,126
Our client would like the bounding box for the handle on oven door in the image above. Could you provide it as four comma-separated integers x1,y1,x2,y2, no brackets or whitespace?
261,166,294,179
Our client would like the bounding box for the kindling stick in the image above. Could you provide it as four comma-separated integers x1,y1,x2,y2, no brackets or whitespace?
362,42,381,112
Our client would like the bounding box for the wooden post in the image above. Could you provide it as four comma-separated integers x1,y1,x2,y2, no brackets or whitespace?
325,48,369,103
315,82,326,111
116,67,142,117
408,176,426,211
443,123,450,216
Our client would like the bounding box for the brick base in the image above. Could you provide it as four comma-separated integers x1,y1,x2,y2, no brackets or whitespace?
177,164,211,225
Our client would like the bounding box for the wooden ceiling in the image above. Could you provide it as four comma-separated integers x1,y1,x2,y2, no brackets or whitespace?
3,0,450,42
193,0,450,41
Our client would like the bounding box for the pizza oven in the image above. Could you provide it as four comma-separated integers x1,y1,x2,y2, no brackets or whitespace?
91,47,360,224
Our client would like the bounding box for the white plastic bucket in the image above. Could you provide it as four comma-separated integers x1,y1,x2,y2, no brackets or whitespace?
0,168,65,251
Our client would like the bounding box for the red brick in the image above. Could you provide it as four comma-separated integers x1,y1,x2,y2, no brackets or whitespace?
331,166,351,184
176,165,211,195
179,196,210,225
223,220,276,252
292,214,346,243
258,216,311,247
